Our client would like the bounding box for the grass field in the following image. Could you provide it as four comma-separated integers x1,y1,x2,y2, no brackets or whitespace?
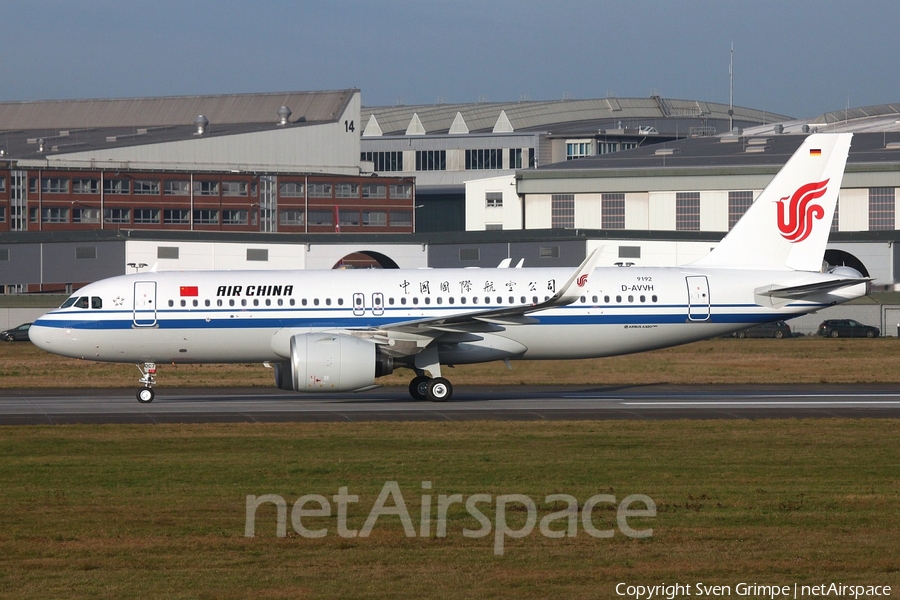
2,339,900,598
1,420,899,599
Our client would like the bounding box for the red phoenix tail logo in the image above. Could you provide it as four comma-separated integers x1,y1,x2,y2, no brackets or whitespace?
576,274,589,287
776,179,829,243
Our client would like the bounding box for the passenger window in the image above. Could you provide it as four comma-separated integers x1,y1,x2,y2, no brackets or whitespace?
180,300,186,307
168,300,174,307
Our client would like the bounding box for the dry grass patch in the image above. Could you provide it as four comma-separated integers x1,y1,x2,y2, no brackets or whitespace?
5,336,900,389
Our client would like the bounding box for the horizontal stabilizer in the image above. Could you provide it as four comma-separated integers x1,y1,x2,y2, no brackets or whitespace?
754,277,870,307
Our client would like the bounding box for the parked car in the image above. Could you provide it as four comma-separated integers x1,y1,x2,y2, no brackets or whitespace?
817,319,879,338
1,322,32,342
733,321,792,339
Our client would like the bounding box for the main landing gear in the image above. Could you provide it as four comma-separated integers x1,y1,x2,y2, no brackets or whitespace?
136,362,157,403
408,374,453,402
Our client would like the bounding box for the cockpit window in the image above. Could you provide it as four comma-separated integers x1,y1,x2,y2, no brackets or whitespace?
74,297,90,309
91,297,102,309
60,297,79,308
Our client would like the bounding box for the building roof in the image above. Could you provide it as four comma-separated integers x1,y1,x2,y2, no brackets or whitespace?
523,131,900,174
361,96,791,136
0,90,358,162
0,90,356,130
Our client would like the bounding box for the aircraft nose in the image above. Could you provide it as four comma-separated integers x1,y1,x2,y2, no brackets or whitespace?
28,320,56,350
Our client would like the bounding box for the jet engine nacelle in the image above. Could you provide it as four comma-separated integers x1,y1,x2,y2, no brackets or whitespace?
273,332,393,392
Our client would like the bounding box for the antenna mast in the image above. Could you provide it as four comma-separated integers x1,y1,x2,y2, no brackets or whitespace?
729,42,734,131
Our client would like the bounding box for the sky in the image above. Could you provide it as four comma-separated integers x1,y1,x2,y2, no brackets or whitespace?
2,0,898,119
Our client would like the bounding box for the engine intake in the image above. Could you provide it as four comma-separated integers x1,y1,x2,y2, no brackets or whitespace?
273,332,393,392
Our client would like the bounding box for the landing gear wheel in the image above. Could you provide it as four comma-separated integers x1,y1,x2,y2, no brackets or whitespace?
137,387,155,403
426,377,453,402
409,375,430,401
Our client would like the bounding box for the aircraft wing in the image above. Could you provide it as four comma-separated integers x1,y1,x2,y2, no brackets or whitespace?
374,249,601,338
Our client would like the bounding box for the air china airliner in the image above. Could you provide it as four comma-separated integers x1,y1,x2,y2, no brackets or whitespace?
30,133,868,403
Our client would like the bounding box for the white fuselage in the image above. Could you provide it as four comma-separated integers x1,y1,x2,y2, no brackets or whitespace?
29,265,867,366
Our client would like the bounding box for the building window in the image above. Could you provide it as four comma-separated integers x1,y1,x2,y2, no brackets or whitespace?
566,141,592,160
41,178,69,194
73,208,100,223
133,180,160,195
164,209,190,224
223,210,248,225
247,249,268,261
0,178,5,192
598,142,619,154
390,184,412,199
41,207,69,223
551,194,575,229
676,192,701,231
193,181,219,196
75,246,97,259
133,209,160,224
619,246,641,259
335,183,359,198
279,182,304,197
164,180,190,195
728,191,754,229
465,149,502,170
390,210,412,227
158,246,179,259
0,207,5,223
308,183,333,198
362,211,387,227
73,179,99,194
601,193,625,229
339,209,360,227
362,183,386,199
104,208,130,224
361,151,403,172
222,181,247,197
416,150,446,171
193,210,219,224
307,210,333,226
485,223,502,231
540,246,560,259
279,210,305,226
621,142,638,151
460,248,480,261
0,248,8,261
104,179,130,195
869,187,895,231
486,192,503,208
509,148,523,169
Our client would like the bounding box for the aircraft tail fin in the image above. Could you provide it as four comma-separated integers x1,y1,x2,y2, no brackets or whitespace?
692,133,852,271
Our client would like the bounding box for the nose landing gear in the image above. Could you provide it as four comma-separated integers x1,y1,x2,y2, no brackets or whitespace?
136,362,157,403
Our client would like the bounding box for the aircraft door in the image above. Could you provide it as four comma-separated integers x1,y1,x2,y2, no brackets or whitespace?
685,276,711,322
133,281,158,327
372,293,384,316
